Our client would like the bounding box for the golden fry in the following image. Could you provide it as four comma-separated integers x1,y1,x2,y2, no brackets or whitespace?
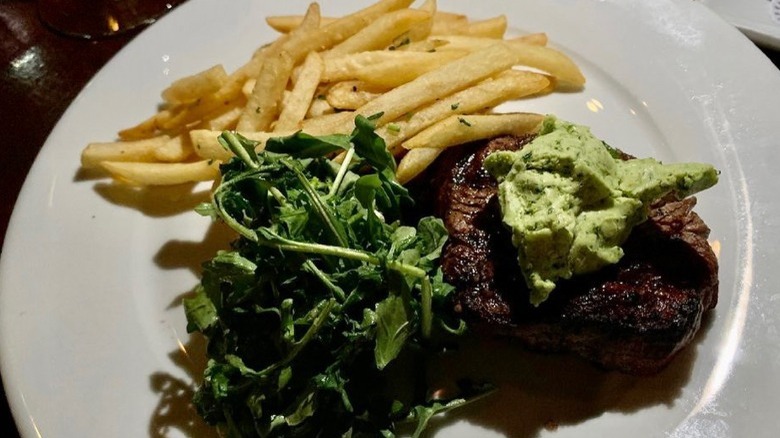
434,36,584,87
301,112,354,136
204,104,245,131
406,0,437,42
396,147,442,184
402,113,544,150
81,136,170,168
100,160,220,186
515,32,548,46
326,9,431,57
266,16,338,33
466,15,507,38
353,51,467,88
336,43,522,131
237,3,320,131
153,134,194,162
306,93,337,118
117,112,169,140
161,65,228,105
275,51,324,132
190,130,295,161
378,70,550,152
430,12,468,35
298,0,416,53
326,81,388,110
506,40,585,87
322,50,461,83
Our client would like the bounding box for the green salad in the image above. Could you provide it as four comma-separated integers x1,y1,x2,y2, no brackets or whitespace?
184,114,487,437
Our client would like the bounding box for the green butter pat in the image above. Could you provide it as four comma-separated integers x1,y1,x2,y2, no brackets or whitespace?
483,116,718,305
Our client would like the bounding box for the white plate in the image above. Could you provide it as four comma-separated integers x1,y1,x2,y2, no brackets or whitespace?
2,0,780,437
702,0,780,50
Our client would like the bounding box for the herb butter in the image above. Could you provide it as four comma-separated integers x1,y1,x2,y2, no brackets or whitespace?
484,116,718,305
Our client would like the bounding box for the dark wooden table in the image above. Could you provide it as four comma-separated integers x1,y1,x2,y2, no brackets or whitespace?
0,1,778,436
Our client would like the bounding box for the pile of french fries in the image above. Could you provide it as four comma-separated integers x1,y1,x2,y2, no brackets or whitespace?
80,0,584,185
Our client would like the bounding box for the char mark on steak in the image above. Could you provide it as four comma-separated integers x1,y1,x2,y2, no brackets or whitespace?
429,135,718,375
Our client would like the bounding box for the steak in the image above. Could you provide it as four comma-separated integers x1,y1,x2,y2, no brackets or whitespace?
428,135,719,375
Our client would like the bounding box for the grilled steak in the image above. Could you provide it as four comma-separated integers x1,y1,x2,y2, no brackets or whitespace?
427,135,718,375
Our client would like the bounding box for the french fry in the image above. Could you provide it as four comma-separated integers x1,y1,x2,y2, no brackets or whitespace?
154,134,194,162
353,51,467,88
164,44,286,133
377,70,550,152
322,50,462,83
466,15,508,38
191,129,295,161
326,81,388,110
159,81,244,131
161,65,228,105
397,38,450,52
237,3,320,131
396,147,441,184
396,114,544,184
117,112,169,140
295,0,416,54
306,93,336,118
326,9,431,57
507,40,585,88
336,43,523,131
266,16,338,33
267,3,435,39
301,111,354,136
434,34,546,52
241,79,256,98
516,32,548,46
100,160,220,186
204,104,244,131
275,51,324,132
402,113,543,150
81,136,170,168
430,12,469,35
407,0,436,42
433,36,584,87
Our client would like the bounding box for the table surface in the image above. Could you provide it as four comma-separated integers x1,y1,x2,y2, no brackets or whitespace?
1,1,779,436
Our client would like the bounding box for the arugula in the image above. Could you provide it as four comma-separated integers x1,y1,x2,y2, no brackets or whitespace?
185,115,481,437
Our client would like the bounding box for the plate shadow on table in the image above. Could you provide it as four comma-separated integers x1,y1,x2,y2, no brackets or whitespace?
426,313,714,437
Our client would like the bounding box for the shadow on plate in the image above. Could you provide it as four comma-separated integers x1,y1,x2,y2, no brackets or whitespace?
147,314,713,438
149,334,219,438
148,221,236,437
91,181,211,217
155,220,236,278
426,313,714,437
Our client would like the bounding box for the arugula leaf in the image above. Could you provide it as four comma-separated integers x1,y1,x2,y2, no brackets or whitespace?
183,286,217,333
351,114,396,176
265,131,352,158
374,294,412,370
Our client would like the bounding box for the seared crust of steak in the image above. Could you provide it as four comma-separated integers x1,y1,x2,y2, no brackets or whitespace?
431,135,719,375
